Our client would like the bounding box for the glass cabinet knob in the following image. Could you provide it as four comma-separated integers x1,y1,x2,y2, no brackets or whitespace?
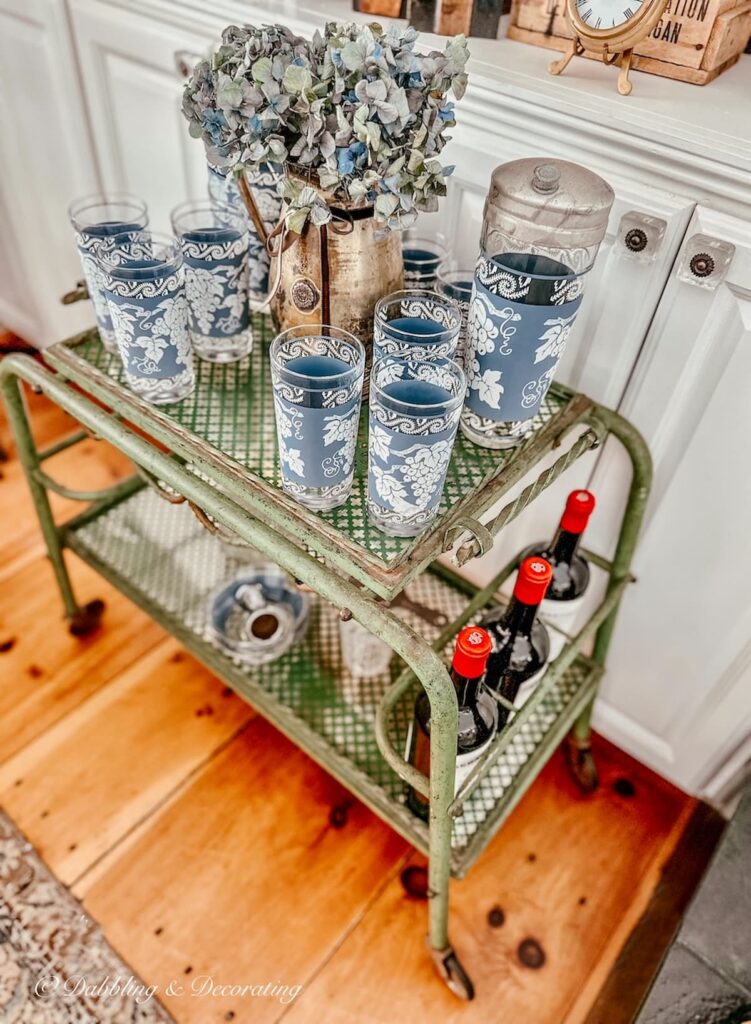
616,211,667,264
174,50,204,79
677,233,736,291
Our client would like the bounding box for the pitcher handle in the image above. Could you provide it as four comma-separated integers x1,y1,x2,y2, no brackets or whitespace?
237,170,270,247
236,169,290,314
247,216,294,313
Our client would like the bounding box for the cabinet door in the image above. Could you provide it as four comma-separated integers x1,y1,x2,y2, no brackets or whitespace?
0,0,99,345
586,206,751,797
68,0,214,233
436,133,695,588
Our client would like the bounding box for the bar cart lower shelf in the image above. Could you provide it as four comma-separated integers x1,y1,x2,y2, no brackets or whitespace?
64,486,602,878
0,318,651,1001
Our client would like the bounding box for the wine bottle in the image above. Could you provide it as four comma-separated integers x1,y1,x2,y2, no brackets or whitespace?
480,556,553,722
406,626,497,820
524,489,596,658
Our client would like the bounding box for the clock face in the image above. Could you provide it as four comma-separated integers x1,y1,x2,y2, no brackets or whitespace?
575,0,644,29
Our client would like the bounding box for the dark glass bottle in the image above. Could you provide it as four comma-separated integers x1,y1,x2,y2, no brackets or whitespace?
524,489,596,602
406,626,497,821
480,557,553,725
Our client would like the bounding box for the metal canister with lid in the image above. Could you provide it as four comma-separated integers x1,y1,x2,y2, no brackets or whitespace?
461,158,614,449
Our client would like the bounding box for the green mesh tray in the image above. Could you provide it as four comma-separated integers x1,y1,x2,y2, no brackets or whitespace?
45,320,593,601
66,487,599,875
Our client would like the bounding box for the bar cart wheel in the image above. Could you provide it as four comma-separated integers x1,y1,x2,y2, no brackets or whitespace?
565,734,599,793
429,944,475,1001
68,598,105,637
400,864,429,900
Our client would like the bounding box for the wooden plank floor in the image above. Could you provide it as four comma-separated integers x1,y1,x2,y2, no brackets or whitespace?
0,387,710,1024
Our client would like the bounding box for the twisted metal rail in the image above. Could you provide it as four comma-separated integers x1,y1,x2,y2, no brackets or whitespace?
447,426,603,566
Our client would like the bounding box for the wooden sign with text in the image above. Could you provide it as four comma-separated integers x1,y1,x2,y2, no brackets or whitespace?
508,0,751,82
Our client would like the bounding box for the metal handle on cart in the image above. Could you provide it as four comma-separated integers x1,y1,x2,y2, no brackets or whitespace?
447,427,602,567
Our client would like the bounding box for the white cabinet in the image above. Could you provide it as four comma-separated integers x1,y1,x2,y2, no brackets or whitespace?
0,0,99,345
0,0,749,799
586,206,751,792
68,0,213,233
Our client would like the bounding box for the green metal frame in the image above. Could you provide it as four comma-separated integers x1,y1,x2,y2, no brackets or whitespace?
0,320,651,1001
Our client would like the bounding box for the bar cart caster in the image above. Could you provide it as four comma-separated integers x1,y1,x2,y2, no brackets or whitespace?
400,864,429,899
565,732,599,793
566,684,603,793
68,598,106,637
0,316,653,1002
430,943,475,1001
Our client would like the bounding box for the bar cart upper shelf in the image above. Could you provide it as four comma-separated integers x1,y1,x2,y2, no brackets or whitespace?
0,314,651,1002
43,326,602,600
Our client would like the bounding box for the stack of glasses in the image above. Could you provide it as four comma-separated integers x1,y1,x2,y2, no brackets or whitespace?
69,195,576,539
271,290,466,538
269,235,478,539
401,232,474,365
68,192,256,405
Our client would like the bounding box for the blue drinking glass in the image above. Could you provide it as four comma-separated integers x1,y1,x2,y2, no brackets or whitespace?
97,231,194,405
69,193,149,354
402,236,447,290
171,200,252,364
207,162,283,298
461,251,586,449
368,356,465,537
435,264,474,365
271,325,365,512
373,290,462,365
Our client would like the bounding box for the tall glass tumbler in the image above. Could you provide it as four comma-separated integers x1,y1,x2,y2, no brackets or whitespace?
402,235,448,290
373,290,461,365
435,264,474,365
97,231,194,405
207,162,283,297
368,356,465,537
271,325,365,511
171,200,252,363
69,194,148,353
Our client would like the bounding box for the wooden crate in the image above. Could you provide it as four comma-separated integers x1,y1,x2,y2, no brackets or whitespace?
352,0,508,37
508,0,751,83
352,0,405,15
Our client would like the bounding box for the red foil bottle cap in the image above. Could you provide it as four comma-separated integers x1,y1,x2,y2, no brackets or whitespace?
560,489,596,534
514,556,553,606
452,626,493,678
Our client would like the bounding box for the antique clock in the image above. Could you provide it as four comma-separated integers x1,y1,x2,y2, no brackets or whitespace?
549,0,670,95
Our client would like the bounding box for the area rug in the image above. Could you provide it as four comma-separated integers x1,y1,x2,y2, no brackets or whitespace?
0,809,174,1023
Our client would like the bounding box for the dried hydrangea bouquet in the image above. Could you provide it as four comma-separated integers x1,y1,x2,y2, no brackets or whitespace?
182,21,469,343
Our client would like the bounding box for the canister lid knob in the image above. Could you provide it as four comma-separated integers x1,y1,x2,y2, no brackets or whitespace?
484,157,615,250
532,163,561,194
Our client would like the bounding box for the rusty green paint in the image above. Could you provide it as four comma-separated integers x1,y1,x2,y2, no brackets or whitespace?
0,320,652,986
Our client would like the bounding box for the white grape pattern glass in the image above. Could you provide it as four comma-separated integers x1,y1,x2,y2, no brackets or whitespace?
575,0,644,28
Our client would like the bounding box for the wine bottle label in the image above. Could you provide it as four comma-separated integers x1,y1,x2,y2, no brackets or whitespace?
539,592,586,659
454,733,495,795
514,665,546,708
405,721,495,801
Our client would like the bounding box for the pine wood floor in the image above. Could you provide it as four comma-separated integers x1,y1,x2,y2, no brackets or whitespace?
0,384,708,1024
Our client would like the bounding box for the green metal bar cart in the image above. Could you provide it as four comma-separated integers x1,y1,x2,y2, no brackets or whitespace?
0,314,651,1000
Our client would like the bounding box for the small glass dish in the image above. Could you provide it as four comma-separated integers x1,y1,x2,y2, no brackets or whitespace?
207,568,310,665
